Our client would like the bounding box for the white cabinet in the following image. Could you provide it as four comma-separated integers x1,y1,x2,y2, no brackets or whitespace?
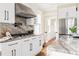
0,3,15,24
32,37,41,55
0,42,13,56
32,35,44,55
0,40,21,56
21,38,32,56
21,36,43,56
0,35,44,56
11,40,21,56
40,35,44,47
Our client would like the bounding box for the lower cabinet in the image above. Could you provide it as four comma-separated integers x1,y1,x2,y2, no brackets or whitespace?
0,43,13,56
32,37,41,55
0,35,44,56
21,38,32,56
38,35,44,48
31,35,44,55
0,40,21,56
21,36,43,56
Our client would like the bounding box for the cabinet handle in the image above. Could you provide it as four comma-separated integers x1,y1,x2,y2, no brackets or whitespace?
4,10,6,20
8,42,18,46
39,40,41,46
30,43,32,51
11,50,13,56
6,11,9,20
24,40,29,42
0,51,1,56
32,38,36,40
14,49,16,56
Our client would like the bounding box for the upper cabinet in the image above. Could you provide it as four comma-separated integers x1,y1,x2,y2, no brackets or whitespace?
0,3,15,24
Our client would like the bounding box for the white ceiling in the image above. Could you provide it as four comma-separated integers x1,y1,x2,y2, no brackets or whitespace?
25,3,77,12
31,3,58,12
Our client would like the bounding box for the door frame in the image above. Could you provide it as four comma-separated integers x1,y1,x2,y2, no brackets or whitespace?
45,17,59,42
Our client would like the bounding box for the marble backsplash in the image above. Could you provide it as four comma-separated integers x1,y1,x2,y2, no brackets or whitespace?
0,16,34,39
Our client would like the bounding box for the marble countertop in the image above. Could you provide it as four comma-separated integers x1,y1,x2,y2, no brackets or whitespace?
59,35,79,55
59,35,79,50
0,34,42,43
47,35,79,56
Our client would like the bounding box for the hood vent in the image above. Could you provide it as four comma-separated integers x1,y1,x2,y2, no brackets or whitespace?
15,3,36,18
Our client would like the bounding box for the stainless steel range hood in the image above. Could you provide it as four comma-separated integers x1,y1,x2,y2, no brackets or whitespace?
15,3,36,18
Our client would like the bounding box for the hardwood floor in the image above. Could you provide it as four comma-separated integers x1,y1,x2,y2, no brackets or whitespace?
36,38,57,56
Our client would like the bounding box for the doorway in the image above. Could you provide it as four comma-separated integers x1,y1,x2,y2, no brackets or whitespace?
45,18,56,42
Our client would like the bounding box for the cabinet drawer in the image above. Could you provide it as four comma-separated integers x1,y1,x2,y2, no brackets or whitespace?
8,42,18,46
21,39,31,56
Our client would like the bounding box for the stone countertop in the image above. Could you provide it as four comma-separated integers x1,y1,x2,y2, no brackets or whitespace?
59,35,79,50
59,35,79,55
47,35,79,56
0,34,42,43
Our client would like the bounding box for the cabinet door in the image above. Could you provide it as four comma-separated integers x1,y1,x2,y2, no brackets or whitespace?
21,39,31,56
0,4,6,22
32,37,41,55
10,41,21,56
0,42,14,56
0,3,15,24
5,3,15,24
0,40,21,56
39,35,44,48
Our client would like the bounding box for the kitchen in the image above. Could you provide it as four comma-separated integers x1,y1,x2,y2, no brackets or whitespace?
0,3,79,56
0,3,45,56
